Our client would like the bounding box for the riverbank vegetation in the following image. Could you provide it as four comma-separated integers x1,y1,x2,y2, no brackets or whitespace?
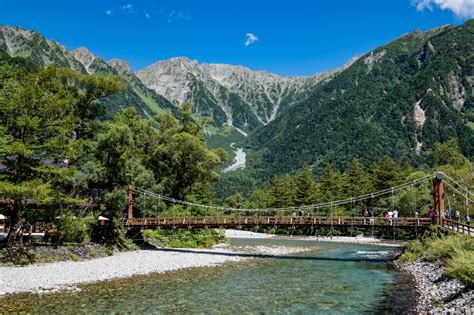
144,228,225,249
399,231,474,287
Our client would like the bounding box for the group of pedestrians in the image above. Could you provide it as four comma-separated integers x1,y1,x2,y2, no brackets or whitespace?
382,209,398,226
444,209,471,225
363,208,399,225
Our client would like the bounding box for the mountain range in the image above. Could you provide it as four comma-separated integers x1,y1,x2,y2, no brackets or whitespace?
1,21,473,198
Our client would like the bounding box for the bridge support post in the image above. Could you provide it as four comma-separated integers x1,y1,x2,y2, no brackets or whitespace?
128,187,134,220
433,173,445,225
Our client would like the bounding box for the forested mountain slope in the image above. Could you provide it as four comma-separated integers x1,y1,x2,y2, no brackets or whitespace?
0,25,176,118
247,21,474,176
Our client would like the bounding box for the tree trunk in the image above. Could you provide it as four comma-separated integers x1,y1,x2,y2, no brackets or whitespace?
4,204,21,248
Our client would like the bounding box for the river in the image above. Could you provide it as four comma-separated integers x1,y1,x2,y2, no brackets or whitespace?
1,239,416,313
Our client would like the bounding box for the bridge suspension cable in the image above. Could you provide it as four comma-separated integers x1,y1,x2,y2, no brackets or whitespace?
442,173,474,197
130,172,437,212
443,179,474,204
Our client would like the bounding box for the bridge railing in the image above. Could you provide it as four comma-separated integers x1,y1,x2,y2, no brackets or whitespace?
125,216,432,229
443,219,474,236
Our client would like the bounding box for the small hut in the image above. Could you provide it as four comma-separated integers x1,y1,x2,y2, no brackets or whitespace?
98,216,109,226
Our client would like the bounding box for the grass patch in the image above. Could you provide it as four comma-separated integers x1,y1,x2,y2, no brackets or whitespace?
69,253,79,261
445,250,474,288
104,247,114,256
423,234,473,262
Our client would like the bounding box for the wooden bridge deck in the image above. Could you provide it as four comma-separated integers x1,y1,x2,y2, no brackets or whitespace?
125,216,432,230
442,219,474,236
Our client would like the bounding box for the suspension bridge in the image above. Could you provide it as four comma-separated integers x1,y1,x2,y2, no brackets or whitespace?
125,172,474,236
0,172,472,237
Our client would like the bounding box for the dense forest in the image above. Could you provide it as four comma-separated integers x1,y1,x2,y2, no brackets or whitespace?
208,20,474,199
0,55,225,248
250,21,474,173
223,141,472,218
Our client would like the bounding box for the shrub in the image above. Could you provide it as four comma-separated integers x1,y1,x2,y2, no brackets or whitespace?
423,234,473,262
69,253,79,261
118,230,139,251
445,250,474,288
144,228,224,249
3,247,37,265
53,213,96,244
399,251,418,263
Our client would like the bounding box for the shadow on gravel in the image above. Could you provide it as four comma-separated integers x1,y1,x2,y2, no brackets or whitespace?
146,247,389,263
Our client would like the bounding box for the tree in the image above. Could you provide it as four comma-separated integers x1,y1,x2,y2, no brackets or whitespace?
318,164,345,202
371,156,401,190
295,163,315,206
345,158,372,197
426,139,469,169
0,66,76,246
0,66,125,247
74,74,126,138
225,193,245,209
152,104,226,200
269,175,296,208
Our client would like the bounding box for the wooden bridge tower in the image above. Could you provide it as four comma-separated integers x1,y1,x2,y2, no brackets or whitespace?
433,172,445,225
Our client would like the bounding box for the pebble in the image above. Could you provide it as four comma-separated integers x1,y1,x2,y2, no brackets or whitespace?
0,245,307,295
400,260,473,313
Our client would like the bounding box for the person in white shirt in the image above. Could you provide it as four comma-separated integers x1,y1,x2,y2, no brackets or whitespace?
392,209,398,226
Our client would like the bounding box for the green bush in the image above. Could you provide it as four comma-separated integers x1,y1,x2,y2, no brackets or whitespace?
398,251,418,263
69,253,79,261
423,234,473,262
144,228,225,248
445,250,474,288
53,213,96,244
404,239,424,256
3,247,37,265
104,247,114,256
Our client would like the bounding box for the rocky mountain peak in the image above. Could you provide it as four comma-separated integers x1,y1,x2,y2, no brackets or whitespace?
108,58,132,73
71,47,97,73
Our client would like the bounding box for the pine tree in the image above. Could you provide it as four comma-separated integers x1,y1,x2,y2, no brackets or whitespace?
0,66,125,247
372,156,401,190
295,163,314,206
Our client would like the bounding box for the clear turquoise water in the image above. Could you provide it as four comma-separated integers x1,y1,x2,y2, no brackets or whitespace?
1,239,415,314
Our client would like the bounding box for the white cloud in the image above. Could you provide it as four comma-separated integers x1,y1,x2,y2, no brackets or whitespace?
144,11,151,19
412,0,474,19
121,4,134,12
161,9,190,23
104,9,113,15
244,33,258,46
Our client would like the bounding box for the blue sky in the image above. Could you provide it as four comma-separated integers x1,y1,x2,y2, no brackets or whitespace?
0,0,472,76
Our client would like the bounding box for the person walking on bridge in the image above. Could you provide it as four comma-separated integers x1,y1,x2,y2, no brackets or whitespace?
444,209,451,220
299,208,304,223
368,208,374,225
392,209,398,226
455,210,460,222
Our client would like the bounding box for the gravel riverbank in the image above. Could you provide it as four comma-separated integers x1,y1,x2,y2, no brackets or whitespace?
0,244,309,295
225,229,402,247
400,260,473,313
